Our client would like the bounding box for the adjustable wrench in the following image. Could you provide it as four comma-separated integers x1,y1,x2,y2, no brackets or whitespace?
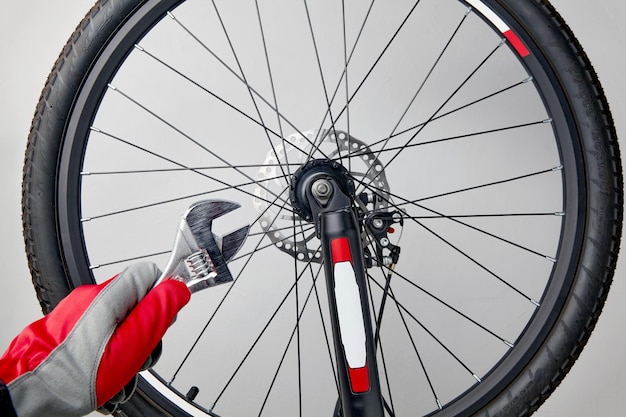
154,200,250,293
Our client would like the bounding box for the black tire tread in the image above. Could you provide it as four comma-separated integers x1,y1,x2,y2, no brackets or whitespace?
22,0,140,314
475,1,622,416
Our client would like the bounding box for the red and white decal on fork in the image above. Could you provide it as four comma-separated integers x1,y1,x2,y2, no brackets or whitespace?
331,237,370,393
466,0,530,57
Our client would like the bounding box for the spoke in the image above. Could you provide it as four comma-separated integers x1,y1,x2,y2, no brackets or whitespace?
314,0,375,137
368,273,440,410
362,40,507,189
389,8,470,137
360,173,560,263
88,127,294,215
363,233,397,415
368,275,483,386
80,189,224,221
341,0,351,171
106,83,293,206
294,224,340,394
231,230,311,262
302,0,342,162
133,45,286,144
376,265,515,345
251,0,295,181
165,12,329,160
80,159,292,222
358,8,471,184
169,187,295,384
81,162,301,176
211,0,289,181
349,119,550,162
256,258,322,417
247,223,316,238
405,212,563,219
356,178,543,303
89,250,170,270
212,255,325,409
409,216,538,304
394,166,561,205
370,78,533,147
136,42,313,161
293,221,303,417
329,0,423,125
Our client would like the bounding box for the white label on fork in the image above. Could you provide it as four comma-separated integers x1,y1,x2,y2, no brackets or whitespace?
334,261,367,368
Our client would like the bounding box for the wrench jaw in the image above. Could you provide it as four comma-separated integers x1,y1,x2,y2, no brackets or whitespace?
155,200,249,293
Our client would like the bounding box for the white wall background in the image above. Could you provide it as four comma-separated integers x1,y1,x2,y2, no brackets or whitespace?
0,1,624,416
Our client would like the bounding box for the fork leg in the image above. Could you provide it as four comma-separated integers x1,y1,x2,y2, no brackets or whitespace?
320,207,384,417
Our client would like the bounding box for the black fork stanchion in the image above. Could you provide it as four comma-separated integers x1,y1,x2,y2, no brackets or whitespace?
296,169,384,417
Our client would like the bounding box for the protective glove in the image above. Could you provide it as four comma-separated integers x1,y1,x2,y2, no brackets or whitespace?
0,262,191,417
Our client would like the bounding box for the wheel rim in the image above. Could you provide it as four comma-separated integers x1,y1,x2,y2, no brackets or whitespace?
56,0,585,415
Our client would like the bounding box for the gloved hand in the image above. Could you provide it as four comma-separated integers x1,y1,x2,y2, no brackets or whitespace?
0,262,191,417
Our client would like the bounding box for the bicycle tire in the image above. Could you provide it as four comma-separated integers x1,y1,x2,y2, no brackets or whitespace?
21,0,621,416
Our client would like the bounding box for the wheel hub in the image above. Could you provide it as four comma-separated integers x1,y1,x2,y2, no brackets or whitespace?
289,158,356,224
253,129,391,263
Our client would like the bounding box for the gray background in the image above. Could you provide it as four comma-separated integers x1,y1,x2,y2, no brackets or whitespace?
0,1,624,415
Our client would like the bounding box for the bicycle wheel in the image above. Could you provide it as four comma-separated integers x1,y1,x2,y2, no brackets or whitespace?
22,0,621,416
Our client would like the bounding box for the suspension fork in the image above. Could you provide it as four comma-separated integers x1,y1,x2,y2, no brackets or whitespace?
305,175,385,417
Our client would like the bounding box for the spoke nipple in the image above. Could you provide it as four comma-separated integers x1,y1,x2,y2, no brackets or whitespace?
530,299,541,307
552,165,564,171
167,11,176,19
555,212,565,217
436,399,443,410
546,256,557,263
134,44,144,52
504,340,514,348
81,217,92,222
523,76,534,83
473,374,482,383
89,126,101,133
81,171,91,176
89,264,100,270
543,118,554,123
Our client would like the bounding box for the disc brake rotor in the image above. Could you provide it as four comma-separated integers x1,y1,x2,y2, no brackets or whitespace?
253,129,390,263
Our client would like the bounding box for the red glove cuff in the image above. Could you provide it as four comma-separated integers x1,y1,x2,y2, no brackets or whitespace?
96,279,190,405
